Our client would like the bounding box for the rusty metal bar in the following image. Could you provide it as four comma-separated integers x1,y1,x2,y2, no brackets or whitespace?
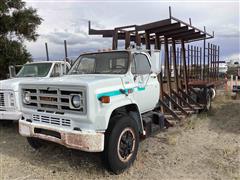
190,46,193,79
170,46,173,69
45,42,49,61
194,46,196,79
214,45,217,80
189,18,192,26
181,39,189,92
180,48,183,79
125,31,130,49
155,34,160,50
187,45,190,77
213,45,216,80
176,47,180,76
64,40,68,60
164,37,172,95
200,47,202,79
196,46,199,79
159,72,164,113
158,99,180,121
149,23,180,34
171,90,195,111
163,92,188,116
171,30,195,39
155,33,164,113
135,30,141,46
215,45,218,80
179,89,202,109
145,31,151,50
217,46,220,80
137,19,171,31
112,29,118,50
207,43,210,80
210,43,213,80
164,26,189,37
171,16,213,38
172,39,179,91
203,38,206,80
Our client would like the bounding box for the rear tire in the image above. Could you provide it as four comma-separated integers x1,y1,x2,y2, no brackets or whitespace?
205,92,211,111
103,115,139,174
210,88,216,100
27,137,44,149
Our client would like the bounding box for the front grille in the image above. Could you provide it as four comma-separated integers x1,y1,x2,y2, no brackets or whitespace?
32,114,71,127
22,86,86,114
0,92,5,107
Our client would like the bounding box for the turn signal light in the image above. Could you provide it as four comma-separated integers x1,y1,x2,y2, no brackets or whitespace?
99,96,110,103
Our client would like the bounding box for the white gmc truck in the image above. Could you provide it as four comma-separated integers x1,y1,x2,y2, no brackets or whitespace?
18,50,163,174
0,61,70,121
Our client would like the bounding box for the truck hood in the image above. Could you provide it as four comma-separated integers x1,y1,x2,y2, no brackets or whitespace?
0,78,46,92
20,74,126,87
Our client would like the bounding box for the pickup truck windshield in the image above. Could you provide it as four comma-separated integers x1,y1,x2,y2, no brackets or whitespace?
69,52,129,75
16,63,52,77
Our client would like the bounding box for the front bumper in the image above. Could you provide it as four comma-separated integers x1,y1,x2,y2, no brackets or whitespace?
0,110,22,121
19,120,105,152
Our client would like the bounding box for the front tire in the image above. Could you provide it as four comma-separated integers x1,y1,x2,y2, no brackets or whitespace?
103,115,139,174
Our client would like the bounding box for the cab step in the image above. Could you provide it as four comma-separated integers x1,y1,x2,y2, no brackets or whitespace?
142,111,165,137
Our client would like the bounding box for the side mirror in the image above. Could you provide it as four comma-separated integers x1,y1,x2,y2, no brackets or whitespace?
133,75,137,81
150,50,162,74
8,65,16,78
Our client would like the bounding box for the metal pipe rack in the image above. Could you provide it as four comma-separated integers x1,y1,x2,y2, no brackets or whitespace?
88,7,223,125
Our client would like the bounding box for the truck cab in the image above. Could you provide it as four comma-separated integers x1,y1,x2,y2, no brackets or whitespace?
0,61,71,121
19,49,162,174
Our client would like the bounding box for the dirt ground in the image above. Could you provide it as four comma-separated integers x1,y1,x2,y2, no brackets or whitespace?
0,92,239,180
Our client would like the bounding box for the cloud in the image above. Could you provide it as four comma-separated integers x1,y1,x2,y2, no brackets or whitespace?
41,31,88,45
24,1,239,61
226,53,240,61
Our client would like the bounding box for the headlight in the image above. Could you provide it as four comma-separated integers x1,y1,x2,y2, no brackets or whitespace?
23,91,31,104
71,95,81,108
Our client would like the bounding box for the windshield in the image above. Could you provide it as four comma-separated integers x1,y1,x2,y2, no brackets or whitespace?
16,63,52,77
69,52,129,75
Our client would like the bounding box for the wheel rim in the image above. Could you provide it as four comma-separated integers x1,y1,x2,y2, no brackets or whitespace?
117,127,136,162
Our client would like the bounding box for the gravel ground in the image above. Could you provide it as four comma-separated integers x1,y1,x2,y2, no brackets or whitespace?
0,93,240,180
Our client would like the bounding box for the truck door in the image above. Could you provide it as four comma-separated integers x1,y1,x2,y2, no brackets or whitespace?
131,53,159,113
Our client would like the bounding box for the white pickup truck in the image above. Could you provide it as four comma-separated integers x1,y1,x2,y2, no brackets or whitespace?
0,61,70,121
18,50,163,174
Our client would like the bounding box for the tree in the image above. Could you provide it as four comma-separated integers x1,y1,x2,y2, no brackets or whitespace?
0,0,42,79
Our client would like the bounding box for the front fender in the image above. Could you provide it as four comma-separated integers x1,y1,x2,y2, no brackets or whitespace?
94,95,143,132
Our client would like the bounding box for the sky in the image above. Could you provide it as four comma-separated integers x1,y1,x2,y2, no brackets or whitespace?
24,0,240,61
